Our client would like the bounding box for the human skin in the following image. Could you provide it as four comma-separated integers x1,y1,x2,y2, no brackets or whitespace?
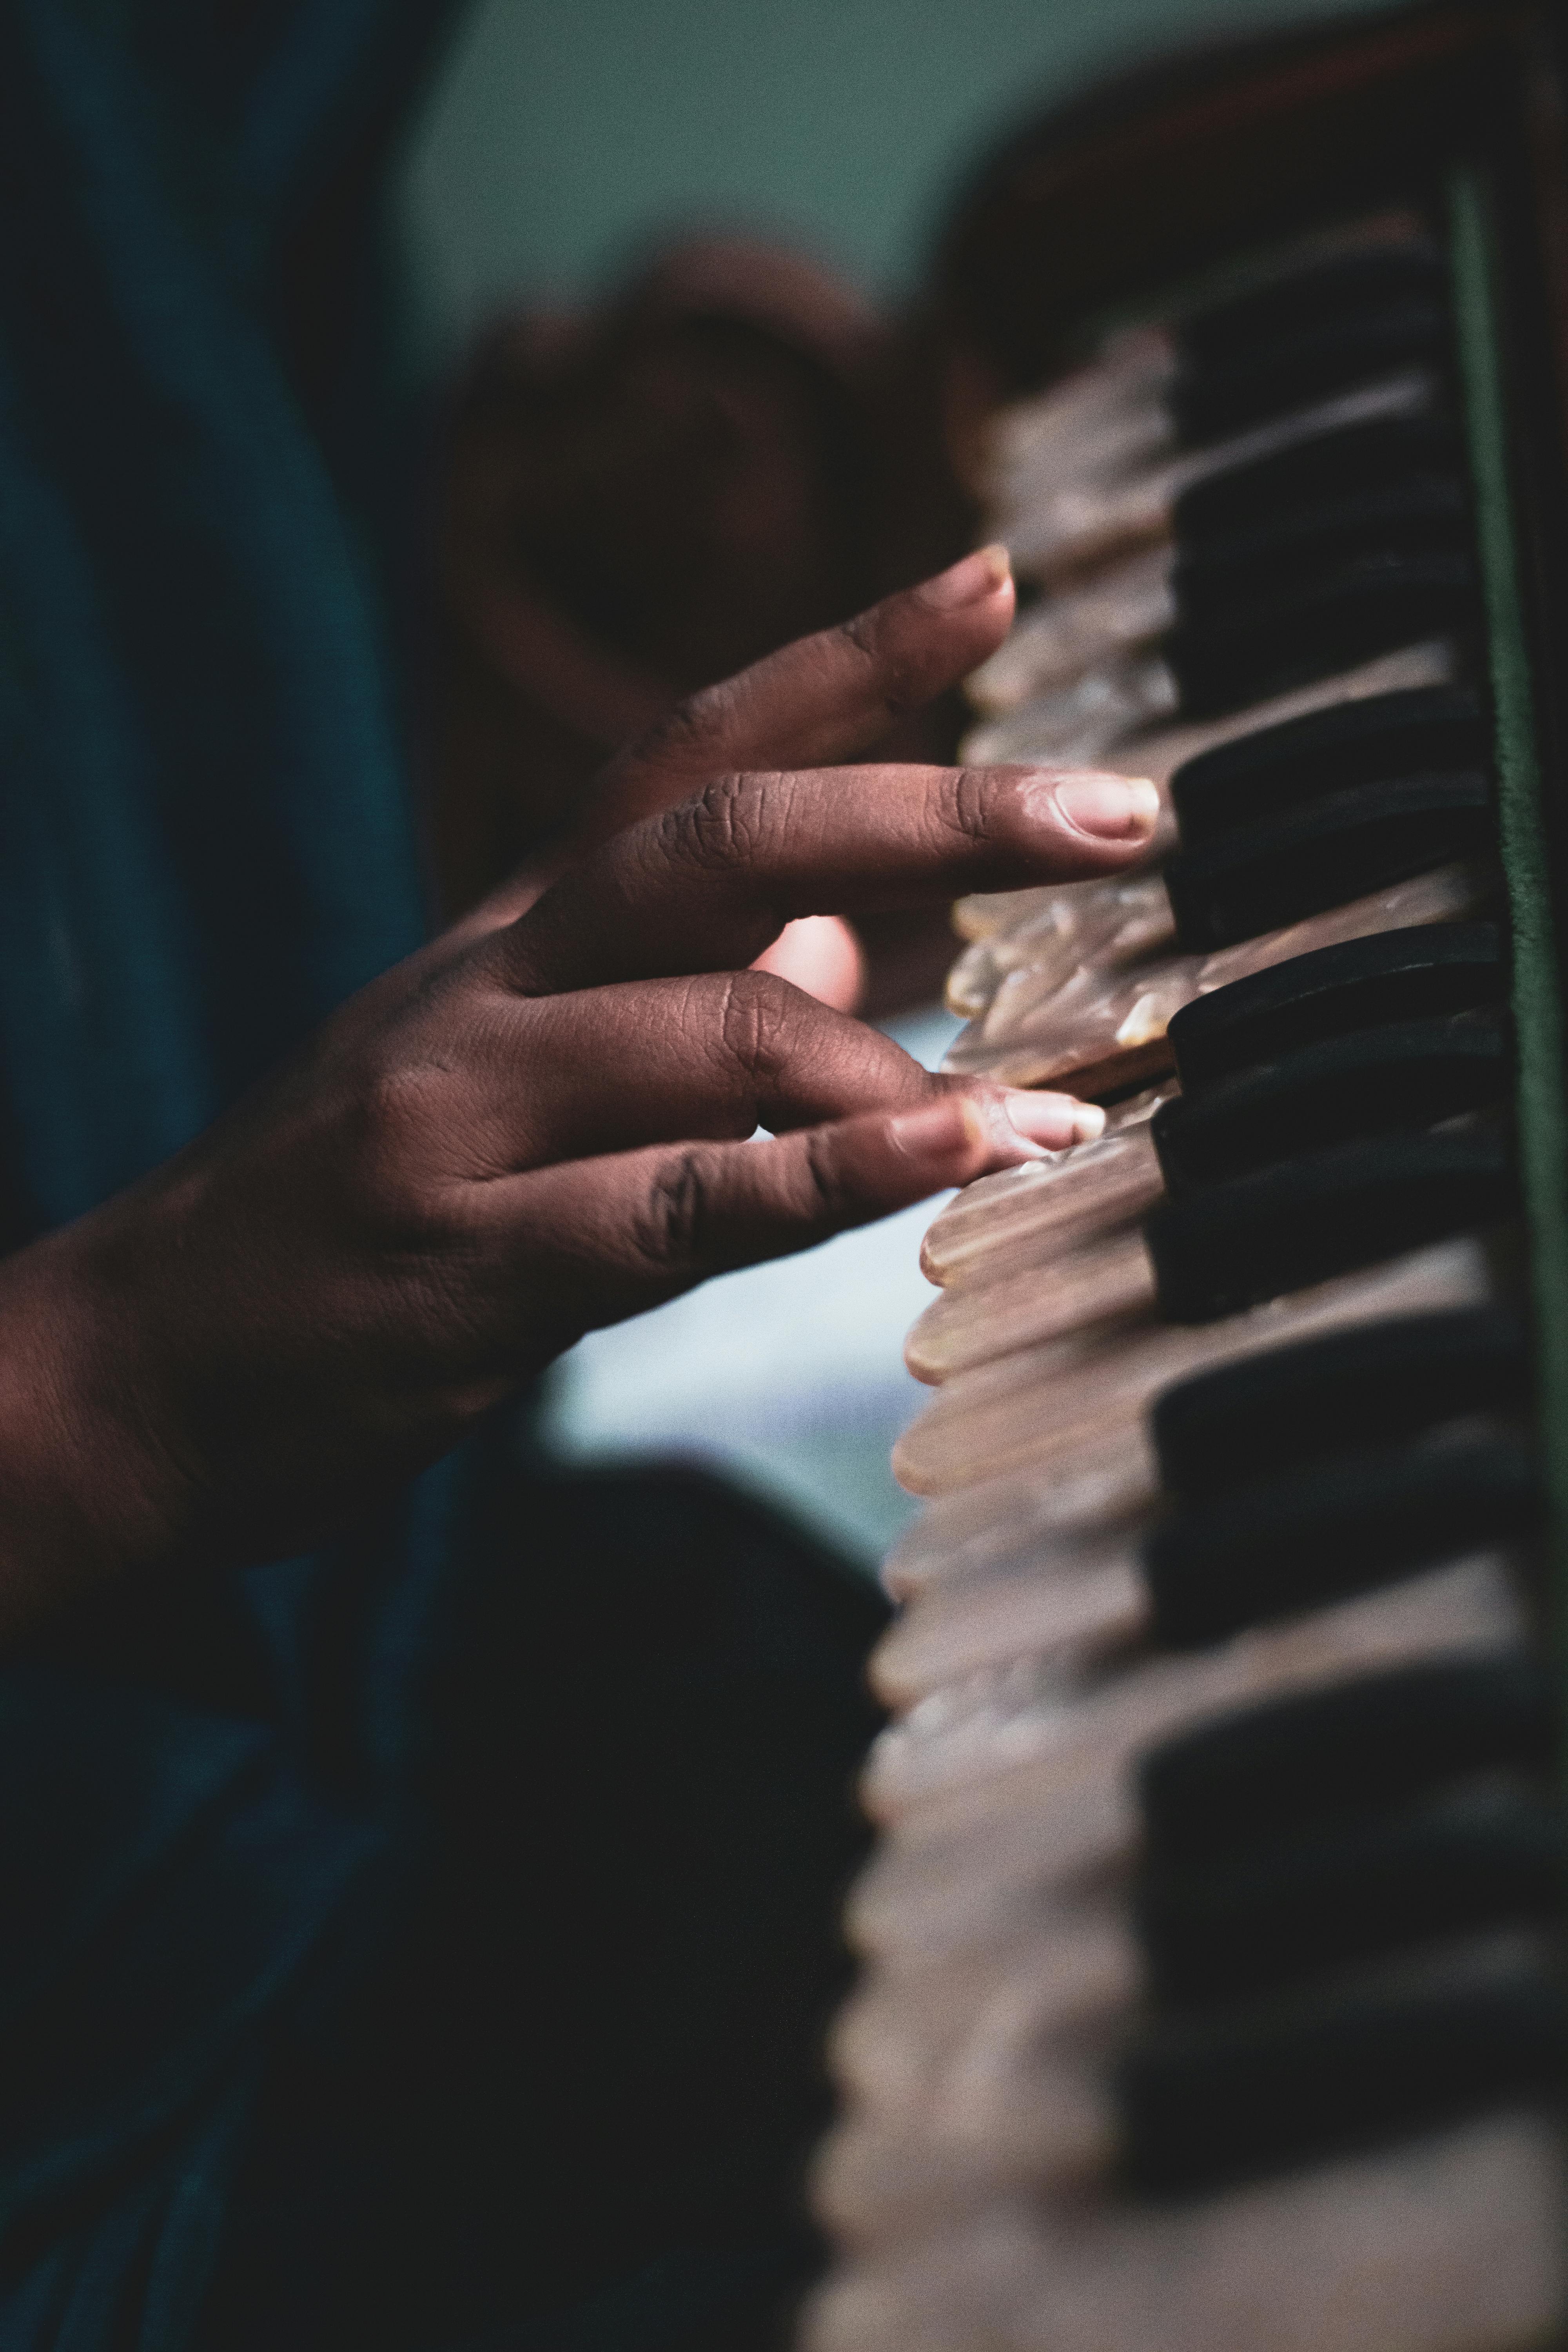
0,548,1157,1633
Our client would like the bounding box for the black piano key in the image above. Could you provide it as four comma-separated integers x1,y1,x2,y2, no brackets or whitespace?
1175,243,1449,381
1180,457,1466,586
1165,548,1477,721
1172,476,1471,633
1171,408,1461,546
1164,770,1492,954
1144,1128,1514,1324
1118,1946,1565,2197
1136,1786,1566,2008
1167,922,1504,1093
1140,1430,1538,1649
1138,1654,1555,1860
1169,683,1488,847
1170,302,1451,447
1149,1008,1508,1192
1150,1305,1530,1499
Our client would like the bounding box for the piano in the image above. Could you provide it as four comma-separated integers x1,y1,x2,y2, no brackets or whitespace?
804,6,1568,2347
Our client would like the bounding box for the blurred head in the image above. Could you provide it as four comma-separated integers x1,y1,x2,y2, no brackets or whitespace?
429,236,971,920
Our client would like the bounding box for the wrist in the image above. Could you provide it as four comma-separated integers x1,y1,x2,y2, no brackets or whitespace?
0,1212,198,1630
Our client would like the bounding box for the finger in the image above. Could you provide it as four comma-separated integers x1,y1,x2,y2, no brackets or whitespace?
750,915,865,1011
495,762,1161,997
500,1087,1078,1350
421,548,1014,974
441,969,1101,1170
579,546,1016,843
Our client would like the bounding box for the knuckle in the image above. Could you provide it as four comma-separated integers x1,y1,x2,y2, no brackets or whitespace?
838,606,920,721
934,765,1000,852
712,967,796,1082
632,1147,715,1269
633,678,738,773
347,1059,461,1239
793,1125,848,1221
359,1057,447,1158
656,770,763,875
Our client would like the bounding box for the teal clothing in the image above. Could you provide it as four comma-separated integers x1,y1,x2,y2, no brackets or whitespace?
0,9,884,2346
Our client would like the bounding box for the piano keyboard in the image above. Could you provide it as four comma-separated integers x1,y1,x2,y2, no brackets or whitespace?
804,11,1568,2347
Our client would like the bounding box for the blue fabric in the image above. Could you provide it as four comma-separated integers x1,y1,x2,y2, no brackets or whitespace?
0,4,474,2344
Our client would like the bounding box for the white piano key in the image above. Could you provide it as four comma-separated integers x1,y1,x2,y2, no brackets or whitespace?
870,1532,1149,1708
892,1236,1491,1495
961,637,1454,804
862,1550,1526,1823
968,548,1179,713
806,2112,1566,2352
1000,370,1435,583
941,860,1488,1093
882,1448,1158,1604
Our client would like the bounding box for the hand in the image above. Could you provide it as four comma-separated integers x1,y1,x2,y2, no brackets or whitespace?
0,549,1158,1622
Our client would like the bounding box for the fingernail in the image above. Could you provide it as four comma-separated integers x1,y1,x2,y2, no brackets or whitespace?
918,543,1012,612
1000,1089,1093,1149
1072,1101,1108,1143
1050,773,1161,840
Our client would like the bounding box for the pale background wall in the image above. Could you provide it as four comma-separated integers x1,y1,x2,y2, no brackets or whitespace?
396,0,1383,360
393,0,1391,1564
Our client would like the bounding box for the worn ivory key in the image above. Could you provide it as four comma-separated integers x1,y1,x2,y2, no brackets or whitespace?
946,641,1456,1024
893,1236,1490,1493
906,1116,1508,1388
861,1550,1524,1824
962,632,1450,784
804,2111,1567,2352
943,860,1486,1097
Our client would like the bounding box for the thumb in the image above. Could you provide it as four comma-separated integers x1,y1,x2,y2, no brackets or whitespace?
750,915,867,1012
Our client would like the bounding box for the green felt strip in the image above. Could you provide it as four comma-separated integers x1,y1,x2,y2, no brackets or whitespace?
1449,168,1568,1644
